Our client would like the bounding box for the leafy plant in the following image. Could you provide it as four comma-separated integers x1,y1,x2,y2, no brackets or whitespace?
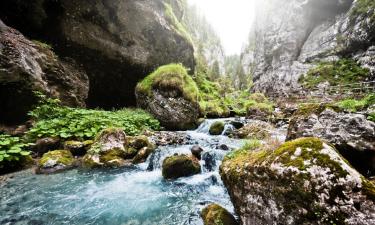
0,135,31,168
27,93,160,141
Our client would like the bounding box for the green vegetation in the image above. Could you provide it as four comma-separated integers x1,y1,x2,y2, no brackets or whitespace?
27,93,160,141
136,63,199,103
335,94,375,112
299,59,370,89
0,135,31,171
225,139,261,160
351,0,375,21
368,113,375,122
164,3,194,45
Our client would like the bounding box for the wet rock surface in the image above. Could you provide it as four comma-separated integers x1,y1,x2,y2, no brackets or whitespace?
162,154,201,180
220,137,375,225
201,204,238,225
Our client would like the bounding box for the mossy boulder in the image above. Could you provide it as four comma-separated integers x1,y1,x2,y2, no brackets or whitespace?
136,64,201,130
201,204,238,225
220,137,375,225
287,105,375,176
64,141,86,156
162,154,201,180
209,121,225,135
82,129,155,168
37,150,75,174
82,128,128,168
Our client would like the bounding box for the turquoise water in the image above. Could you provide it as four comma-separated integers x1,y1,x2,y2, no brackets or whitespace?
0,120,247,225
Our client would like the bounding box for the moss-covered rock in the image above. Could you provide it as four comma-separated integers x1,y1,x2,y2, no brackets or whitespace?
136,64,201,130
129,135,156,164
82,128,128,168
37,150,75,174
232,121,273,140
162,154,201,179
201,204,238,225
209,121,225,135
220,137,375,225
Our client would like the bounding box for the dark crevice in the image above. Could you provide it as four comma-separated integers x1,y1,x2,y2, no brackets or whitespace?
337,145,375,178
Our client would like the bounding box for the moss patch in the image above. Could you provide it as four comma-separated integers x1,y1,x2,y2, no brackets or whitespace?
162,154,201,179
136,64,199,103
39,150,74,167
209,121,225,135
164,3,194,45
201,204,238,225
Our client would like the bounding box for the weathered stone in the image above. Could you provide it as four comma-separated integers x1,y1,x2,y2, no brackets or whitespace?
232,120,274,140
37,150,75,174
33,137,61,155
150,131,191,146
162,154,201,179
191,145,204,160
63,141,86,157
0,19,88,124
201,204,238,225
287,108,375,176
220,137,375,225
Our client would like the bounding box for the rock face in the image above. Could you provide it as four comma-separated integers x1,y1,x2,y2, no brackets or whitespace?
220,137,375,225
83,128,155,168
0,20,89,124
162,154,201,179
37,150,75,174
241,0,375,96
201,204,238,225
287,107,375,176
136,64,201,130
0,0,195,109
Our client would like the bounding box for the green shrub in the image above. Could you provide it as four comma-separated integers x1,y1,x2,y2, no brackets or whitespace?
27,94,160,141
336,94,375,112
136,63,199,103
299,59,370,89
0,135,31,169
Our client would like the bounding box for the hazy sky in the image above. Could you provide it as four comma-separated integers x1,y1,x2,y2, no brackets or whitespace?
188,0,256,55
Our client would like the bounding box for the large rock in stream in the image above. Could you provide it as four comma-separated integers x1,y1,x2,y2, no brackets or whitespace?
220,137,375,225
287,104,375,176
136,64,201,130
0,0,195,109
162,154,201,180
0,19,88,124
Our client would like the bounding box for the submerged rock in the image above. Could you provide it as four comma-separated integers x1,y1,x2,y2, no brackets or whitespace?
0,19,88,124
136,64,201,130
288,106,375,176
37,150,75,174
209,121,225,135
162,154,201,180
201,204,238,225
220,137,375,225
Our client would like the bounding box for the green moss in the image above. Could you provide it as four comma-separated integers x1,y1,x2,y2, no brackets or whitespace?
299,59,370,89
39,150,74,167
351,0,375,22
162,154,201,179
209,121,225,135
362,179,375,201
164,3,194,45
335,94,375,113
368,112,375,122
201,204,238,225
225,139,262,160
136,64,199,103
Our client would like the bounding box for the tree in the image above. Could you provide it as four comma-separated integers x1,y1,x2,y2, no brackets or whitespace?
209,60,221,81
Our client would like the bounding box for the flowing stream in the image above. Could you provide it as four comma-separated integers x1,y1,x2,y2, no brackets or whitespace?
0,119,286,225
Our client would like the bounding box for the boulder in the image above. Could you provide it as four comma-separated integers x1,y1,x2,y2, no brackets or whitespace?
37,150,75,174
162,154,201,179
150,131,191,146
0,19,89,124
136,64,201,130
191,145,204,160
287,106,375,176
63,141,90,156
201,204,238,225
0,0,195,109
129,136,156,164
220,137,375,225
232,120,274,140
209,121,225,135
82,128,128,168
